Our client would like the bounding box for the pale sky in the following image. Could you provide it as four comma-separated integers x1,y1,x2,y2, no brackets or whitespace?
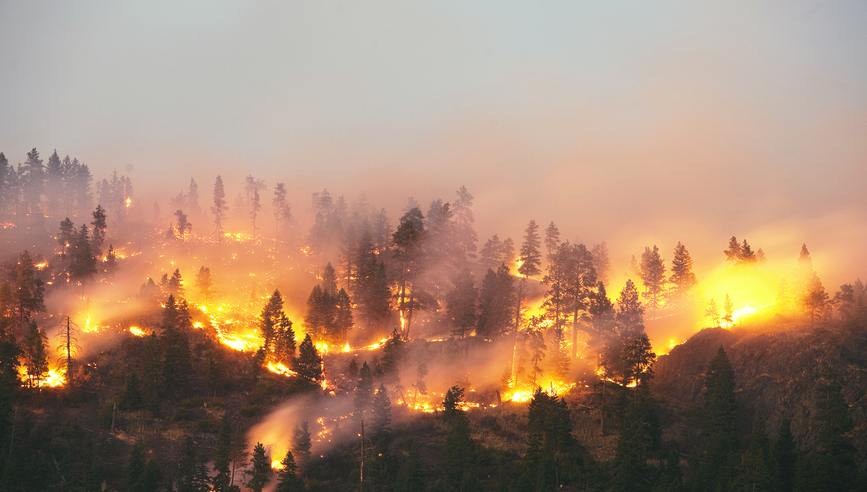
2,1,866,284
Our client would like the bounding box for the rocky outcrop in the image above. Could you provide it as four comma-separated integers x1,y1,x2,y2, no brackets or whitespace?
652,321,867,457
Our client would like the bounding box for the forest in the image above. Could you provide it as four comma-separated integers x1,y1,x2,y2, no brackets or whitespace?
0,147,866,491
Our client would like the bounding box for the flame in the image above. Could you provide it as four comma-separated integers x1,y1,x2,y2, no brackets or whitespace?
35,261,48,269
125,197,132,208
267,360,297,377
129,327,147,337
271,459,284,470
19,366,66,388
732,303,757,320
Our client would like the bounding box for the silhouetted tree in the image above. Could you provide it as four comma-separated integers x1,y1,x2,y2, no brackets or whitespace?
446,268,477,339
245,442,271,492
639,245,666,311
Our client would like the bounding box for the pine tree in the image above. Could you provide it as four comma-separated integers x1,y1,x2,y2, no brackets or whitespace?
518,220,542,278
9,250,46,335
212,175,228,239
293,421,312,467
212,416,233,492
480,234,503,269
795,371,862,491
90,205,107,257
476,265,515,341
275,448,305,491
706,299,721,328
371,383,392,441
549,327,570,380
446,268,477,339
120,372,145,411
592,241,611,288
724,236,741,263
774,417,796,492
245,442,271,492
669,242,697,309
273,182,289,239
260,290,284,353
639,245,666,311
294,334,322,382
611,396,652,492
731,411,773,492
723,294,734,327
22,320,48,388
335,288,353,343
694,346,738,491
174,209,192,240
616,279,645,338
195,266,212,301
125,440,147,492
442,388,478,491
177,437,198,492
452,185,478,260
544,221,560,262
395,437,424,492
69,224,97,287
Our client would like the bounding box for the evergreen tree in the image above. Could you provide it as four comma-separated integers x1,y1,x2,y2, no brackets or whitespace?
293,421,312,466
58,217,75,273
774,417,796,492
549,326,570,380
518,219,542,278
22,320,48,388
392,207,426,338
706,299,721,328
639,245,666,311
731,411,774,492
480,234,503,269
616,279,645,337
177,437,198,492
212,175,228,238
795,371,862,491
371,383,392,441
174,209,192,240
669,242,697,309
213,415,233,492
274,313,297,365
195,266,212,301
693,346,739,491
452,185,478,260
294,334,322,382
446,268,477,338
106,244,118,274
544,221,560,262
442,388,478,491
245,442,271,492
120,372,145,411
724,236,741,263
592,241,611,287
273,182,290,239
723,294,734,327
8,250,46,335
335,288,353,343
395,437,424,492
275,448,305,492
611,396,653,492
69,224,97,286
125,440,148,492
476,264,515,341
260,290,285,353
90,204,107,257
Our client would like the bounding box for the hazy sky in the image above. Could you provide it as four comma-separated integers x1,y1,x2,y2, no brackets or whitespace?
2,1,866,284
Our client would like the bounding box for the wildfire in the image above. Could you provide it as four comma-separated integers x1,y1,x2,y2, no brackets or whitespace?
19,366,66,388
219,332,260,352
129,326,147,337
35,261,48,269
125,197,132,208
267,360,297,377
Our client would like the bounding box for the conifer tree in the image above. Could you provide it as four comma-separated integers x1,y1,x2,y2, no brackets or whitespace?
544,221,560,262
669,242,697,309
693,346,738,491
22,320,48,388
69,224,97,287
476,264,515,341
446,268,477,339
479,234,503,269
335,288,353,343
245,442,271,492
616,279,645,337
195,266,212,301
723,294,734,327
772,416,796,492
294,334,322,382
125,440,147,492
9,250,46,335
724,236,741,263
731,412,773,492
212,175,228,239
371,383,392,441
518,220,542,278
611,396,652,492
293,421,312,466
395,437,424,492
592,242,611,286
120,372,145,411
549,327,570,380
706,298,721,328
260,290,285,353
90,205,107,257
275,448,305,492
639,245,666,311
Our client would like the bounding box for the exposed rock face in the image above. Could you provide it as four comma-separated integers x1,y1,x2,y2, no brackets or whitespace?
652,321,867,456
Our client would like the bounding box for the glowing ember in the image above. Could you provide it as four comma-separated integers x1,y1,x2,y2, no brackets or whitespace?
129,327,147,337
35,261,48,269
